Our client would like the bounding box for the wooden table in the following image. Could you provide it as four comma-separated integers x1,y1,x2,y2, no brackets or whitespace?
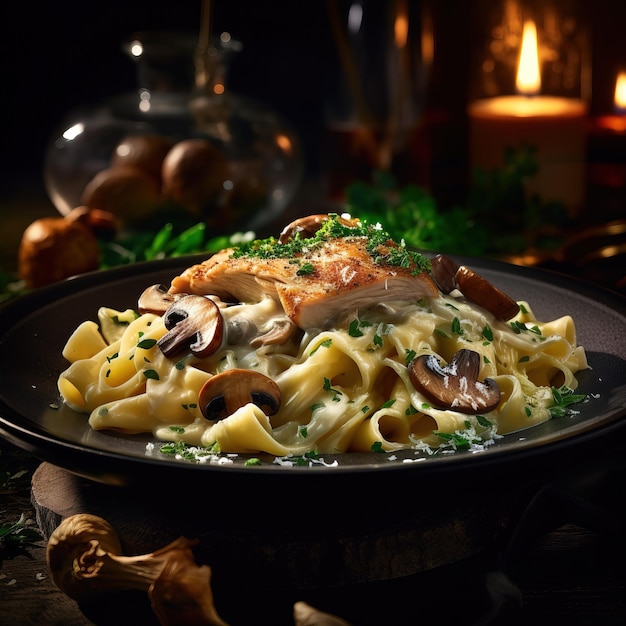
2,432,625,625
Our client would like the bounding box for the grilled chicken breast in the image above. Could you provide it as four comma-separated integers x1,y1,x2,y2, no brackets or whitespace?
169,217,438,329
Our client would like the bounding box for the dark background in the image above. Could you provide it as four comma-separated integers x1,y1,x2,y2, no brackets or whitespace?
0,1,341,197
1,1,625,202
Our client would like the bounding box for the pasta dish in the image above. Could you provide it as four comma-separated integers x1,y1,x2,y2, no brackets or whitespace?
57,214,588,460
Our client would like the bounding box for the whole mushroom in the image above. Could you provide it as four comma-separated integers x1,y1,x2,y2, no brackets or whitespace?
18,207,102,288
161,138,230,215
46,513,228,625
110,134,175,183
81,165,163,223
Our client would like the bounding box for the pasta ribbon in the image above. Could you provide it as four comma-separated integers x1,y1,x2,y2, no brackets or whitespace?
57,287,588,456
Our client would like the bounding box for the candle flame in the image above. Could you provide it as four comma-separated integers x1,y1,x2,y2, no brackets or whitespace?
516,21,541,96
614,72,626,111
394,1,409,48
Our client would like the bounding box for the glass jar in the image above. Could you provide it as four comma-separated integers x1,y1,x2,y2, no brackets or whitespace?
323,0,432,201
44,31,304,235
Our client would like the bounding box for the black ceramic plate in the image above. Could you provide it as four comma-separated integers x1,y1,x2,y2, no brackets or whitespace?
1,254,625,488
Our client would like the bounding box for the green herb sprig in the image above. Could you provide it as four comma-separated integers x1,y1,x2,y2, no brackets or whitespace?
549,385,587,418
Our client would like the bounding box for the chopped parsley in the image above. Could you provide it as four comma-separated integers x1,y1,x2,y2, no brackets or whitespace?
434,430,481,449
476,415,493,428
112,314,134,325
137,338,157,349
323,377,343,401
285,450,323,466
451,317,464,336
549,385,587,418
405,348,417,365
159,440,221,461
310,338,332,355
349,319,364,337
229,213,431,275
372,323,391,348
296,262,315,276
510,320,528,334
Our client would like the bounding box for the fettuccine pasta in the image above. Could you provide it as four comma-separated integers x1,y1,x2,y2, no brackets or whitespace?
58,270,588,456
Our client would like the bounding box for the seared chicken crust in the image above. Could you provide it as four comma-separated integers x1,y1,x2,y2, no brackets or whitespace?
169,217,437,329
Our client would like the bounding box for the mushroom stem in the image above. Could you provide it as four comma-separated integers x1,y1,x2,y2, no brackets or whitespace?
293,601,352,626
47,514,229,625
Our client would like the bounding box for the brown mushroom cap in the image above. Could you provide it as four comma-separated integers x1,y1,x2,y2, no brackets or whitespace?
81,166,162,222
161,138,230,214
18,215,100,288
454,265,520,321
157,295,224,358
429,254,520,321
250,317,298,347
408,349,501,414
110,134,175,182
47,513,124,601
198,369,281,421
278,213,359,244
138,284,187,315
65,205,118,234
430,253,460,294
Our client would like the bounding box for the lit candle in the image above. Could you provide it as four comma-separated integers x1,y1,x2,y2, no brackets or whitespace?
586,71,626,220
468,20,588,216
590,72,626,136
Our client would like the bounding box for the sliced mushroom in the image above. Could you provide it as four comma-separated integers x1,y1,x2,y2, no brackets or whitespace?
454,265,520,321
198,369,281,421
225,313,259,345
408,349,501,414
250,317,298,347
279,213,358,244
157,295,224,358
138,284,187,315
430,253,459,294
429,254,520,321
224,311,298,347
